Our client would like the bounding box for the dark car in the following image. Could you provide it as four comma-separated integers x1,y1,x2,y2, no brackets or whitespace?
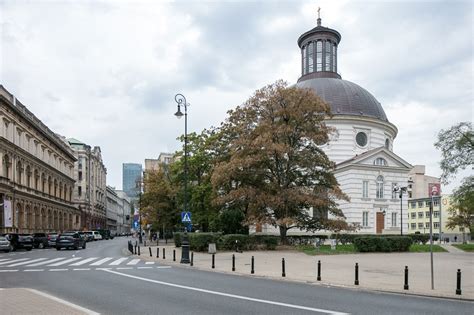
56,232,86,250
47,233,58,247
98,229,114,240
2,234,33,251
33,233,48,249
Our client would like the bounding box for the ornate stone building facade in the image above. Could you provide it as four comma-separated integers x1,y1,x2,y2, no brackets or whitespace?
68,138,107,230
0,85,80,234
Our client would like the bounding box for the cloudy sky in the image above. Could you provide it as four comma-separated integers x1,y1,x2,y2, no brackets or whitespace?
1,0,472,193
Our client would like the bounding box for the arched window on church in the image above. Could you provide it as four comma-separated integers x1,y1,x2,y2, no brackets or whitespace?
308,41,314,73
332,43,337,72
316,41,323,71
325,40,331,71
302,44,307,75
374,158,387,166
376,175,384,199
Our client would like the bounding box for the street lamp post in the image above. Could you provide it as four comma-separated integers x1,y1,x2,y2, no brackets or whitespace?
429,185,438,290
174,93,190,264
393,185,407,236
136,180,143,244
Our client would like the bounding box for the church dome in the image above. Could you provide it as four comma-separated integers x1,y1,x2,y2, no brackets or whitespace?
296,78,388,122
296,12,389,122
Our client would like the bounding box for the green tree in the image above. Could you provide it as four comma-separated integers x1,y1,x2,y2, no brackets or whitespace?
212,80,348,243
141,166,180,233
434,122,473,184
174,130,219,232
446,176,474,243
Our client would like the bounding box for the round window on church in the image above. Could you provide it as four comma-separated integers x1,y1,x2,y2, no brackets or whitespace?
356,132,368,147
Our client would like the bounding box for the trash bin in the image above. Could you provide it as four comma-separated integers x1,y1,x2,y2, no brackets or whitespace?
208,243,216,254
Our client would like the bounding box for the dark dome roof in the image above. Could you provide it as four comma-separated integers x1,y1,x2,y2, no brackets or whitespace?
296,78,388,122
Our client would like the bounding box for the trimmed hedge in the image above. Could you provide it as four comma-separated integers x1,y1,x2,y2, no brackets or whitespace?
286,235,328,245
409,234,430,245
173,233,279,251
353,236,412,252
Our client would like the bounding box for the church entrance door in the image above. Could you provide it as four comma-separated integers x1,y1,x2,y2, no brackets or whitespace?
376,212,385,234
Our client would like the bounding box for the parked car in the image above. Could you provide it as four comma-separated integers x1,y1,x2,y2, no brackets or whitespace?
83,231,95,242
47,233,59,247
32,233,48,249
92,231,102,241
98,229,114,240
56,232,86,250
2,234,33,251
0,236,12,252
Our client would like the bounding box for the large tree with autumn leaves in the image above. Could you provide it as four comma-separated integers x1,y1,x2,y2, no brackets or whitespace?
211,80,348,242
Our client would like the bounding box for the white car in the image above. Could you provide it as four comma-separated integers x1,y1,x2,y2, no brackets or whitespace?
92,231,102,241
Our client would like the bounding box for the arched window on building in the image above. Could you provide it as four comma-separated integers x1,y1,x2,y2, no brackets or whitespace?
374,158,387,166
3,155,10,179
16,161,22,184
316,40,322,71
302,44,307,75
325,40,331,71
385,138,390,149
26,165,31,188
332,43,337,72
376,175,384,199
308,41,314,73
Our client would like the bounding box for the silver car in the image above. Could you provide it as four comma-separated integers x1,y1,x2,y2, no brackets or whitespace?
0,236,12,252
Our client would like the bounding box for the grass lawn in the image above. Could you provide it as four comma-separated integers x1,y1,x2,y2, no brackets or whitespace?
452,243,474,252
297,244,447,255
297,244,356,255
409,244,447,252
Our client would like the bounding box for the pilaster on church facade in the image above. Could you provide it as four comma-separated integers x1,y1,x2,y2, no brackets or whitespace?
0,85,81,234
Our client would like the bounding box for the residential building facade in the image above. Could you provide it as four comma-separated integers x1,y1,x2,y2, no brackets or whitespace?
115,190,132,234
407,165,440,199
68,138,107,230
0,85,80,234
106,186,118,234
407,195,468,241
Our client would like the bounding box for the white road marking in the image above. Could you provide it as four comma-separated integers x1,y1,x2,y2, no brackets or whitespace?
103,270,350,315
109,258,128,265
0,269,18,272
137,267,153,269
0,258,28,265
155,266,172,269
117,267,133,270
24,269,44,272
70,257,99,266
48,258,82,266
95,268,111,271
145,262,155,265
26,257,67,266
49,268,68,271
0,258,12,262
90,257,113,266
73,268,91,271
127,259,140,265
26,288,100,315
6,258,47,267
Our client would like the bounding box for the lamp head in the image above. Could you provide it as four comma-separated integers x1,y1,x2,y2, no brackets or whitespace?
174,105,184,119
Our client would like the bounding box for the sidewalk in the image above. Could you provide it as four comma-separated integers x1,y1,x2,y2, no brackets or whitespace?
135,243,474,300
0,288,98,315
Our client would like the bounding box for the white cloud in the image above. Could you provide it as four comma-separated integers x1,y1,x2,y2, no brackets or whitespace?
0,0,472,193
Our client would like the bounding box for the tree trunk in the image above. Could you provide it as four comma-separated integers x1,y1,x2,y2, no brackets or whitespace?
279,225,288,245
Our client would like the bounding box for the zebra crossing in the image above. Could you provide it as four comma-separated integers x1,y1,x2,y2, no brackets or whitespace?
0,256,164,270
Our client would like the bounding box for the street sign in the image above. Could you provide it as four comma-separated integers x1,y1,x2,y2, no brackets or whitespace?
181,211,192,223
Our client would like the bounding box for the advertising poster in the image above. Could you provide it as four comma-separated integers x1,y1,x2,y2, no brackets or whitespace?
428,183,441,197
3,199,12,228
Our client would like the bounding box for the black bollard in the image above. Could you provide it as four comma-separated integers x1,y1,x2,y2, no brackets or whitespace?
251,256,254,274
149,247,152,257
456,269,462,295
282,258,286,277
134,245,137,255
190,252,194,266
138,246,140,256
317,260,321,281
212,253,215,269
156,247,159,258
354,263,359,285
163,248,166,259
232,254,235,272
173,249,176,262
144,240,146,247
404,266,409,290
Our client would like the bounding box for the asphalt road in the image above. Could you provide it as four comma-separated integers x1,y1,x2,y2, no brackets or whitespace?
0,238,472,315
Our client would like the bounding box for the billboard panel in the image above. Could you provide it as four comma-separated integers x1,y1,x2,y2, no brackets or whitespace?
3,199,12,228
428,183,441,197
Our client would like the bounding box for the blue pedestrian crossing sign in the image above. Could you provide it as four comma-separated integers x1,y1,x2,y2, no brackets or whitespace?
181,211,192,223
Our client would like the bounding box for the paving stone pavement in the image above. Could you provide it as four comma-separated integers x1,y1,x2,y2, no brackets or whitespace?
136,243,474,300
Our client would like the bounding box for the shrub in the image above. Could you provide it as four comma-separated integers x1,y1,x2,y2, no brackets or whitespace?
249,235,279,250
353,236,412,252
188,232,221,252
218,234,250,250
286,235,328,245
173,232,182,247
409,234,430,245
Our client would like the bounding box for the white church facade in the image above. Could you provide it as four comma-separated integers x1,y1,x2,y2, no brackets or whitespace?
253,15,412,235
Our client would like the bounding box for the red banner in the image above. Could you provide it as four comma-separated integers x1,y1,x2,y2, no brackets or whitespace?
428,183,441,197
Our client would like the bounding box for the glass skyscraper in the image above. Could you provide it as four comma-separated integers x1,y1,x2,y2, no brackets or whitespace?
122,163,142,199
